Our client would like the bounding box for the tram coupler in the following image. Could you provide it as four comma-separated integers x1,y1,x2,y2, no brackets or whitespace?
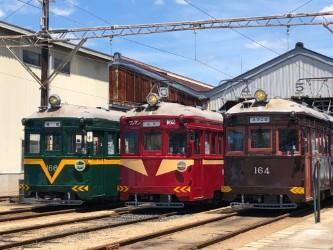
125,201,184,208
231,201,297,210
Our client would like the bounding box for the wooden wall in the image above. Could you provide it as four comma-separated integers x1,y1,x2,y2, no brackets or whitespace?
109,66,205,107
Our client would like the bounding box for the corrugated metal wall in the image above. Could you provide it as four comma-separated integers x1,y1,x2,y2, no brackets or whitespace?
209,54,333,111
109,66,205,107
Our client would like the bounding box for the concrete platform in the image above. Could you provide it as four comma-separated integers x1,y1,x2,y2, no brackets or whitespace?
238,207,333,250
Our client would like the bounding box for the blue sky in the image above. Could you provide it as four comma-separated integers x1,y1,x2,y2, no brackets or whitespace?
1,0,333,85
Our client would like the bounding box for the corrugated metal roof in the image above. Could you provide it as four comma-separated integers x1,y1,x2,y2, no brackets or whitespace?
112,54,213,96
208,42,333,98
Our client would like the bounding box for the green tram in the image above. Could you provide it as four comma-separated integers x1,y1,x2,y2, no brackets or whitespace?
22,95,123,205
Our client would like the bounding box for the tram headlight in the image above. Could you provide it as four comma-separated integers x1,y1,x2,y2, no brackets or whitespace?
177,161,187,172
49,94,61,108
254,89,267,102
147,93,159,106
74,160,86,172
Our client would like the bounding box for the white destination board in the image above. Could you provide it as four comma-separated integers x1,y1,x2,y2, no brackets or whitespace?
249,116,270,124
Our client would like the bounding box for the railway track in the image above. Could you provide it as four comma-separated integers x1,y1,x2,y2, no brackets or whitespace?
0,202,124,222
88,209,308,250
0,205,174,250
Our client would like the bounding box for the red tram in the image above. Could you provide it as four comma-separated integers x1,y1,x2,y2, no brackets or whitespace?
223,90,333,209
119,94,224,207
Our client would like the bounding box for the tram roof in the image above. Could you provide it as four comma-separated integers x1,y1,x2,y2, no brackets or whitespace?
125,102,223,123
26,104,124,122
227,98,333,122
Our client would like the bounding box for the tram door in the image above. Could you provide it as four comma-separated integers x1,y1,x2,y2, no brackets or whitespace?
302,128,311,199
192,130,203,196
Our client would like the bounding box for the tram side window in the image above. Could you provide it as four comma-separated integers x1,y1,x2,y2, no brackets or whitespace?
169,131,186,154
278,128,299,152
205,132,210,154
250,128,271,148
218,133,223,155
45,133,61,151
193,131,202,154
125,131,138,154
93,134,103,155
144,131,161,151
301,128,308,154
227,128,244,151
28,134,40,153
311,129,316,154
211,133,217,154
107,133,119,155
69,133,86,154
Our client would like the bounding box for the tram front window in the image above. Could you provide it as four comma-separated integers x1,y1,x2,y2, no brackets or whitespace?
144,131,161,151
28,133,40,153
125,131,138,154
227,128,244,151
279,128,299,152
169,131,186,154
250,128,271,148
69,133,86,154
45,133,61,151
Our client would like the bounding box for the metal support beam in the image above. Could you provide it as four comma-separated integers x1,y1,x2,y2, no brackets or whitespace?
323,24,333,34
47,38,87,84
0,11,332,44
4,43,43,87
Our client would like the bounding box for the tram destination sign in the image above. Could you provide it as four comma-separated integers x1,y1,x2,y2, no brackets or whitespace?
44,121,61,127
143,120,160,127
249,116,270,124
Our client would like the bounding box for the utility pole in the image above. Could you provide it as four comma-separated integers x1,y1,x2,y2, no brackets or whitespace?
40,0,49,108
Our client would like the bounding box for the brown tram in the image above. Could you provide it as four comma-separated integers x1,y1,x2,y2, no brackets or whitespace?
222,90,333,209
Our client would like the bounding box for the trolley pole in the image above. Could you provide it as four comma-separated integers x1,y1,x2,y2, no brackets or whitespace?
40,0,50,108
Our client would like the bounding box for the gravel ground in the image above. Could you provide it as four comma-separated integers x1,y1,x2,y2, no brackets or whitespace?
14,208,230,249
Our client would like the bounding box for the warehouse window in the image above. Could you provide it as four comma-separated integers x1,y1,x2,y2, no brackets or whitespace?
169,131,186,154
23,50,41,67
28,134,40,154
54,57,70,74
144,131,161,151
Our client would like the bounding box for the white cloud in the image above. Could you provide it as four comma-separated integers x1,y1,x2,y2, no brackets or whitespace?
0,9,4,18
154,0,164,5
320,4,333,21
321,4,333,12
51,0,77,17
175,0,188,5
245,39,287,50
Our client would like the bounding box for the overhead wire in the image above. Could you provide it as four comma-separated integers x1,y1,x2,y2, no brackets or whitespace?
2,0,35,21
184,0,318,81
62,0,234,78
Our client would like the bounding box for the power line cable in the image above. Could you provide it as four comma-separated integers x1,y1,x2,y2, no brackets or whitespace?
2,0,35,20
183,0,280,55
289,0,313,13
62,0,233,78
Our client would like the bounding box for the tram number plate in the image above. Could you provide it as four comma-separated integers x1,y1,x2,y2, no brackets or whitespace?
44,121,61,127
143,121,160,127
249,116,270,124
254,166,270,175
